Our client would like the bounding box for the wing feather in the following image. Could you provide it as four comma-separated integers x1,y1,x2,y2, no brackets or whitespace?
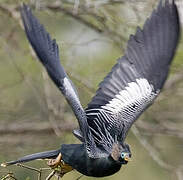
85,0,180,156
21,4,96,156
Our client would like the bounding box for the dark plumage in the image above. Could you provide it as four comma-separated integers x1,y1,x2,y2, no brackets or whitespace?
1,0,180,178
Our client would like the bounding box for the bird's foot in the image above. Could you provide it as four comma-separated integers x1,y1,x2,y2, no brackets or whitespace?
47,153,73,178
47,153,62,169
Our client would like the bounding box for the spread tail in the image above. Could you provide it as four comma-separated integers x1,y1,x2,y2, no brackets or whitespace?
1,149,60,167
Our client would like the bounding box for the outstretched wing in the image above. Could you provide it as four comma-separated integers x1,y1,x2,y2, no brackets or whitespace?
21,5,96,154
85,0,180,156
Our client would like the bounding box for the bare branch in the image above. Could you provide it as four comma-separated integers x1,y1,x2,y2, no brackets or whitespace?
73,0,80,14
46,170,56,180
131,125,174,171
164,72,183,90
136,120,183,139
175,167,183,180
0,173,17,180
16,163,41,173
46,3,103,33
0,122,77,135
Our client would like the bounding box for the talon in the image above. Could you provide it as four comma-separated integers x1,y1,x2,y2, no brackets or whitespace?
47,153,62,168
47,153,73,178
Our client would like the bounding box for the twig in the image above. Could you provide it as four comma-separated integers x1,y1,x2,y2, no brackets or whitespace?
73,0,80,14
46,170,56,180
164,72,183,90
38,167,52,180
46,4,103,33
0,122,77,135
0,32,48,116
131,125,173,171
175,167,183,180
38,170,41,180
75,174,84,180
16,163,41,173
136,121,183,139
45,3,127,48
0,164,52,180
0,172,17,180
68,71,96,94
17,164,52,180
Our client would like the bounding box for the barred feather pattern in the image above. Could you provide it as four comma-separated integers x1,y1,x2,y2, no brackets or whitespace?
86,78,159,154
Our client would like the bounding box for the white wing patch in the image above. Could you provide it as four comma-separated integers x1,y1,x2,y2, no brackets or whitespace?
86,78,159,154
101,78,158,113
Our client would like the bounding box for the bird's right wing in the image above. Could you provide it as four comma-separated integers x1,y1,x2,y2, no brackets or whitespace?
21,5,96,155
85,0,180,157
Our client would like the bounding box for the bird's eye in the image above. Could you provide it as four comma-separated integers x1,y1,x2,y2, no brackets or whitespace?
121,152,125,159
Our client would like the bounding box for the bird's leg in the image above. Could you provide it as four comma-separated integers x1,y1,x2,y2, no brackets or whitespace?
47,153,73,178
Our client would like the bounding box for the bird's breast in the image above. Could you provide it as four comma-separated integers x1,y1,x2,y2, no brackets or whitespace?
60,144,121,177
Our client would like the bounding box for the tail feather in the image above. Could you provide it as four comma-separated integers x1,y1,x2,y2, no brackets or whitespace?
1,149,60,167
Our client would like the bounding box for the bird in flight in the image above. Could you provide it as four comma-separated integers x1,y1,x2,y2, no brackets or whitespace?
1,0,180,178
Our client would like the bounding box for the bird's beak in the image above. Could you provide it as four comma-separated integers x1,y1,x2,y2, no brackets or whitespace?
124,155,132,162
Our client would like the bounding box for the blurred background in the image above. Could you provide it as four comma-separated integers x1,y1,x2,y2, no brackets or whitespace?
0,0,183,179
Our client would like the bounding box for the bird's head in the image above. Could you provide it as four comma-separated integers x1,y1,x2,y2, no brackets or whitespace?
110,143,131,165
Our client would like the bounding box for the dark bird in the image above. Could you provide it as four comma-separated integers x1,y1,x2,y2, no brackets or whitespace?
1,0,180,178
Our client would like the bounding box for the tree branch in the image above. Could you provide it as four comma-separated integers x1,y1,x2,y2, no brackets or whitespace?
0,122,77,135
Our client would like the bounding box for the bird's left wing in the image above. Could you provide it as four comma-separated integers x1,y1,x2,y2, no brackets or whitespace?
21,5,96,155
85,0,180,157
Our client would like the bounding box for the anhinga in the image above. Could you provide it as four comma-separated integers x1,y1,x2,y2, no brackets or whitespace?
1,0,180,178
